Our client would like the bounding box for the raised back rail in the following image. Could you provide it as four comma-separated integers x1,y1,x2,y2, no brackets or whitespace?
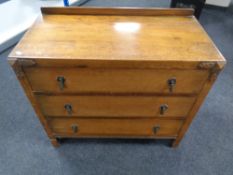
41,7,194,16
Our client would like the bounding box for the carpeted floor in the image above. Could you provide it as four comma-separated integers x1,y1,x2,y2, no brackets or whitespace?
0,0,9,5
0,1,233,175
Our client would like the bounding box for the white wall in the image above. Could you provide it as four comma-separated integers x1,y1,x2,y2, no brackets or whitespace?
206,0,231,7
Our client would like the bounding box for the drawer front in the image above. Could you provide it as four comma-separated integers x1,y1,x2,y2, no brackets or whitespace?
36,95,195,117
24,67,208,94
49,118,183,137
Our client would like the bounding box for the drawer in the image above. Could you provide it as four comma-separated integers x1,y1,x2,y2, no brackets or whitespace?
24,67,208,94
49,118,183,137
36,95,196,118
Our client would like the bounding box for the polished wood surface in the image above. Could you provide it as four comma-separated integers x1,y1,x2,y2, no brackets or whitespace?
10,61,54,138
172,63,223,147
36,95,196,118
41,7,194,16
10,8,225,65
8,7,226,147
49,118,184,137
25,67,208,94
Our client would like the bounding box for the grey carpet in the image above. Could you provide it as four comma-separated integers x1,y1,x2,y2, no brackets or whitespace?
0,1,233,175
0,0,9,5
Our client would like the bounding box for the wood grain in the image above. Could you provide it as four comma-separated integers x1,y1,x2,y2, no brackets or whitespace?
9,10,225,65
172,64,223,147
48,118,184,137
10,60,54,139
36,95,196,118
24,67,209,94
9,58,224,69
41,7,194,16
8,7,226,147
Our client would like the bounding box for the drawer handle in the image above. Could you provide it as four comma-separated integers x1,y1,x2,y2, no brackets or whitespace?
160,104,168,115
167,78,176,92
57,76,65,90
64,104,72,115
153,125,160,134
71,124,78,133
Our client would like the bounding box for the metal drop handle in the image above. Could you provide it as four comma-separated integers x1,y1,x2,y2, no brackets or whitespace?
71,124,78,133
167,78,176,92
153,125,160,134
57,76,65,90
160,104,168,115
64,104,72,115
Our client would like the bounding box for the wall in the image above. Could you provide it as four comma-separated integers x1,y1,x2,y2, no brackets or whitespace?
206,0,231,7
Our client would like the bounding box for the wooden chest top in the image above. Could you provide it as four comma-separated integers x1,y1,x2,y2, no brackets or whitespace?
9,7,225,67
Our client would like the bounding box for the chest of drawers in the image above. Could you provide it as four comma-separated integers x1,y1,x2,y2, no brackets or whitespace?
8,7,226,147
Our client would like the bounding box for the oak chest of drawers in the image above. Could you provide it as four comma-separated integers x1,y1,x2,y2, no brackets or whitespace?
8,7,226,147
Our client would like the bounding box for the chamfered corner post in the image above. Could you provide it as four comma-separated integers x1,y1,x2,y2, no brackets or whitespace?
171,61,226,148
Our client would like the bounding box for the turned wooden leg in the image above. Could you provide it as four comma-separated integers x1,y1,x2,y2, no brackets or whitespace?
50,138,60,147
